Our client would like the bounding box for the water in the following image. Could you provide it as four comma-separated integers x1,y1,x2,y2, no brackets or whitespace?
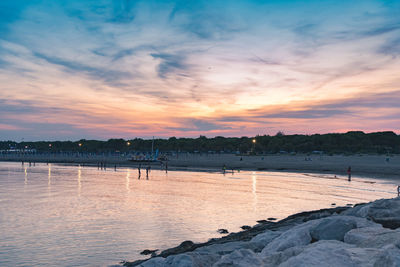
0,162,397,266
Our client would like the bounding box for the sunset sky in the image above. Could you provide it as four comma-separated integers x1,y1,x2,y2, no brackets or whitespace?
1,0,399,140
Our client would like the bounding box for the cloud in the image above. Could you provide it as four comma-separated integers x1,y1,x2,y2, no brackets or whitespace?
34,52,133,87
167,119,232,132
151,53,188,78
1,0,400,139
168,0,246,40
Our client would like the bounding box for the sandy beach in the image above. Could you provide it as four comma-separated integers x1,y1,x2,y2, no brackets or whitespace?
1,153,399,179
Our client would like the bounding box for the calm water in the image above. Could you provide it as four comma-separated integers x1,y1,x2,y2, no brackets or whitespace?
0,162,397,266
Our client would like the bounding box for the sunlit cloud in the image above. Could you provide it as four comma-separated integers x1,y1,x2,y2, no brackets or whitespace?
0,0,399,140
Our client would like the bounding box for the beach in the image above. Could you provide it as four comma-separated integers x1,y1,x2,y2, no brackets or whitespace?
1,153,399,179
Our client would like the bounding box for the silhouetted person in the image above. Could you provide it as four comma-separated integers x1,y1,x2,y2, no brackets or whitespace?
114,164,117,171
165,161,168,173
347,166,352,181
397,186,400,197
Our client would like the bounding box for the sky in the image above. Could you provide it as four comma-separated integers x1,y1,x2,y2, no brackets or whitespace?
0,0,399,141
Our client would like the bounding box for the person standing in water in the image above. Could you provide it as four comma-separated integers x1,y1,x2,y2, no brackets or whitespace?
146,165,150,179
347,166,352,181
138,164,141,179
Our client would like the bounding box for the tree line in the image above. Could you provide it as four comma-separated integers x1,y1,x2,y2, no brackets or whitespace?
1,131,399,154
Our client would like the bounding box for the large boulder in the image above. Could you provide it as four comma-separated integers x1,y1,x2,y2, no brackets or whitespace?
249,230,281,252
261,215,375,256
275,240,380,267
310,217,357,241
343,198,400,229
261,246,306,267
212,249,263,267
344,226,400,248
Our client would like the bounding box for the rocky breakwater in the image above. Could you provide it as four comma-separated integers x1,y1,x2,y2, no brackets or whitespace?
123,197,400,267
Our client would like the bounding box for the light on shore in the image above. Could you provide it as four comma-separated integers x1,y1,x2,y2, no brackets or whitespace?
252,139,256,143
78,143,82,147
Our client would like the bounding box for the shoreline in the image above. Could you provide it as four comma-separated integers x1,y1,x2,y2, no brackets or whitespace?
121,204,353,266
1,153,399,180
121,197,400,266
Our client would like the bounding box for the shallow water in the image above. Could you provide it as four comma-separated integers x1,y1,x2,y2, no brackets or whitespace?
0,162,397,266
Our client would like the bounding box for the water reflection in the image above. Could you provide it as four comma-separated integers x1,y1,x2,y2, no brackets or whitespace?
47,164,52,191
0,162,398,267
126,169,131,192
78,165,82,196
24,167,28,186
252,174,257,212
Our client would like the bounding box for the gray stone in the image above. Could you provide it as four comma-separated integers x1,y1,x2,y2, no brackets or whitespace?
212,249,263,267
164,252,221,267
373,245,400,267
310,217,357,241
343,197,400,229
345,227,400,248
195,241,258,255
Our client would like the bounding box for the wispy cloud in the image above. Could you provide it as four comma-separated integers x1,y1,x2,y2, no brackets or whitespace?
0,0,399,140
151,53,188,79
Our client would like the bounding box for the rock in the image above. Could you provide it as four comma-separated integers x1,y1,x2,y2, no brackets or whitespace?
262,246,305,267
164,252,220,267
195,241,258,255
256,220,268,224
345,226,400,248
343,197,400,229
267,218,277,221
373,245,400,267
217,229,229,234
249,230,281,251
374,217,400,230
126,198,400,267
344,226,387,245
310,217,357,241
261,216,375,256
140,249,158,255
137,257,165,267
241,225,251,230
261,221,315,256
277,240,378,267
213,249,263,267
302,210,332,222
331,203,336,206
158,240,195,258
